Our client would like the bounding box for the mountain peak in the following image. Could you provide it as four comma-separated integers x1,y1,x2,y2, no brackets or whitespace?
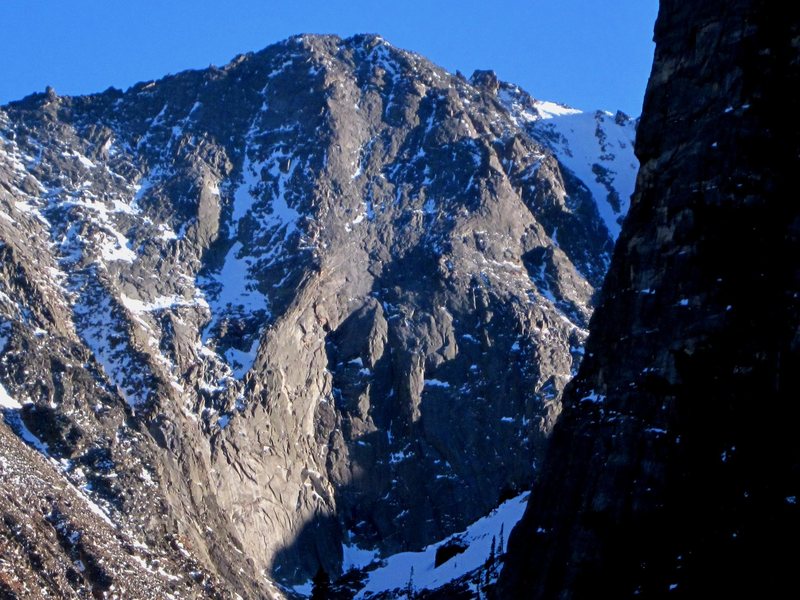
0,35,637,596
470,69,500,94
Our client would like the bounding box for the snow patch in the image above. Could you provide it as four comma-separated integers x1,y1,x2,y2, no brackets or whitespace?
224,337,262,379
529,110,638,240
73,286,148,407
353,492,529,597
533,100,583,120
424,379,451,389
645,427,668,436
1,382,50,454
0,382,22,409
342,542,380,571
121,293,208,314
202,144,303,377
580,391,605,404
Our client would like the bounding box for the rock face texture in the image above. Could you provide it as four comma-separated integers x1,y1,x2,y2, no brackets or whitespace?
0,34,636,595
0,419,220,599
500,2,800,597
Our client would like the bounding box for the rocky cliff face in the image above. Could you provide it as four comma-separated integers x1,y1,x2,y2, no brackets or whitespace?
500,1,800,597
0,417,222,598
0,34,636,595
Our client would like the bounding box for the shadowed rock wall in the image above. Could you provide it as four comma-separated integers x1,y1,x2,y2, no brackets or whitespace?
500,2,800,597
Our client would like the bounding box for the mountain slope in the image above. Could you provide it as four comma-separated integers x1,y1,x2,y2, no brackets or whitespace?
0,412,220,599
500,2,800,597
0,34,636,595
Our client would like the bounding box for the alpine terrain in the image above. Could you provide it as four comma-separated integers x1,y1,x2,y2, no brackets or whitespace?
0,34,637,597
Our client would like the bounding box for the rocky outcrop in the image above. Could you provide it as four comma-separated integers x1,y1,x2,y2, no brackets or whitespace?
1,34,636,594
0,418,223,598
500,1,800,597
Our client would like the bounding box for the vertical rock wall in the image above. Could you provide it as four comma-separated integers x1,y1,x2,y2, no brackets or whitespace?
500,1,800,597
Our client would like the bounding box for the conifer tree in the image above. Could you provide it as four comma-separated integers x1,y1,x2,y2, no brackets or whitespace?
405,566,415,599
311,566,331,600
498,524,505,556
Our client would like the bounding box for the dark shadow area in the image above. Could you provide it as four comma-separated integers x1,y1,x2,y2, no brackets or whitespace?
270,245,545,590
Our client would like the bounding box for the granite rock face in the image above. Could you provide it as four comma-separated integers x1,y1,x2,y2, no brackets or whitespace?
0,34,636,595
500,2,800,597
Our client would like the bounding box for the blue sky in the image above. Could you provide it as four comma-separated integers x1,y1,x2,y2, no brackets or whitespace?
0,0,658,115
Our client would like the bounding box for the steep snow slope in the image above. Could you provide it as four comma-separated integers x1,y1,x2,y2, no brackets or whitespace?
498,79,637,243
